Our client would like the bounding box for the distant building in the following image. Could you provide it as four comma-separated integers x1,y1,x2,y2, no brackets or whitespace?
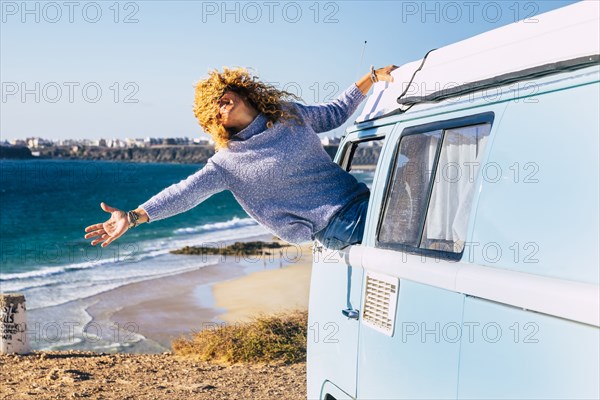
106,139,127,148
125,138,146,148
364,140,383,147
26,137,53,148
144,137,161,146
80,139,95,146
320,136,341,146
56,139,77,147
193,136,211,145
93,139,107,147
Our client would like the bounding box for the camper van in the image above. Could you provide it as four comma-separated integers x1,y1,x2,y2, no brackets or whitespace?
307,2,599,399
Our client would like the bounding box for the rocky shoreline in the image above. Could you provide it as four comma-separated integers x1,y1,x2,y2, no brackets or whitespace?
0,144,385,165
0,144,342,164
0,146,33,159
170,240,289,256
40,145,215,164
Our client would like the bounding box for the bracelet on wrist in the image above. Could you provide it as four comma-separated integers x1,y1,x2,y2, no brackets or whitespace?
127,210,140,229
370,65,378,83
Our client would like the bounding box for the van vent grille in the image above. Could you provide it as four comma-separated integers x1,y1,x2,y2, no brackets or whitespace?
361,272,399,336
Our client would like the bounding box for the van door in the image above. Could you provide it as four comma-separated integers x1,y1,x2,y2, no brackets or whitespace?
307,125,391,400
356,110,504,399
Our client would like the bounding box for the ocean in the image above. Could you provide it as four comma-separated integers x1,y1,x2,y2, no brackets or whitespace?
0,159,275,351
0,158,374,352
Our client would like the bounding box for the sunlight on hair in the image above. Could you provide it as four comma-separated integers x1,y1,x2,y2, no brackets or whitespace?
193,67,303,150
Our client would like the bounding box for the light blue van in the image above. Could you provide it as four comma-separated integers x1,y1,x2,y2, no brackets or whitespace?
307,2,599,399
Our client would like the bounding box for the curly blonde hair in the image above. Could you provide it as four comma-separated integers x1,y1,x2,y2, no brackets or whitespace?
193,67,303,150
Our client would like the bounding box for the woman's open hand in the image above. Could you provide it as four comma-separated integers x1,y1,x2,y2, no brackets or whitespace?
356,64,399,95
374,64,399,83
84,202,129,247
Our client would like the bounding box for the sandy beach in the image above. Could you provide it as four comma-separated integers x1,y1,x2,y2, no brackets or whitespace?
82,235,314,351
213,242,313,323
0,351,306,399
1,236,314,398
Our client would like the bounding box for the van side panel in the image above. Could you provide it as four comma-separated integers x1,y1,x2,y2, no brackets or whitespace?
458,297,600,399
357,280,464,400
460,76,600,398
470,80,600,284
307,249,364,399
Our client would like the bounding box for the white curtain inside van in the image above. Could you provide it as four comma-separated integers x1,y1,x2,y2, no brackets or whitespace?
423,124,491,252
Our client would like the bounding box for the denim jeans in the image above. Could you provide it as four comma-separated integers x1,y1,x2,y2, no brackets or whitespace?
314,192,370,251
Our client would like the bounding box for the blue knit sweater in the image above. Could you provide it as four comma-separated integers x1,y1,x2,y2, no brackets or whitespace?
139,83,369,244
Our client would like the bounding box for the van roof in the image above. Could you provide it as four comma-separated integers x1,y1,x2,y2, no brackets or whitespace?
357,1,600,123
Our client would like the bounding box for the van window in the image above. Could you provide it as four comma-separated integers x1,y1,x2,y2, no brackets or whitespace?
421,124,491,253
378,131,442,246
377,114,493,258
341,137,384,189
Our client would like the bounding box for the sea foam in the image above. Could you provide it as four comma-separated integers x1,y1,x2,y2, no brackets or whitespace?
1,218,270,310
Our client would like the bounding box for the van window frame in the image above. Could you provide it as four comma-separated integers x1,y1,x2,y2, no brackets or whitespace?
340,137,383,173
375,111,495,261
338,127,388,172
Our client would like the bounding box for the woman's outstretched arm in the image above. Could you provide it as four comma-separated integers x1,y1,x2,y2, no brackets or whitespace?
84,158,227,247
293,65,397,133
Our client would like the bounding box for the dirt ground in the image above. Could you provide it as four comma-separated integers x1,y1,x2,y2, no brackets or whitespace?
0,351,306,400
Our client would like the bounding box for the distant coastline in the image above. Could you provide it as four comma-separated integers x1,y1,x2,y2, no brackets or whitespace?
0,144,344,164
0,145,33,159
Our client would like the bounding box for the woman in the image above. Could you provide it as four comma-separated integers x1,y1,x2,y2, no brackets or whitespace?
84,65,397,250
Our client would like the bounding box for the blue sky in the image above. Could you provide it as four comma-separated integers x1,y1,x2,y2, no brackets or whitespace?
0,0,577,141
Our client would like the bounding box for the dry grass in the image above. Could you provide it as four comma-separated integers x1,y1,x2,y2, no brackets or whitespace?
172,310,308,365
